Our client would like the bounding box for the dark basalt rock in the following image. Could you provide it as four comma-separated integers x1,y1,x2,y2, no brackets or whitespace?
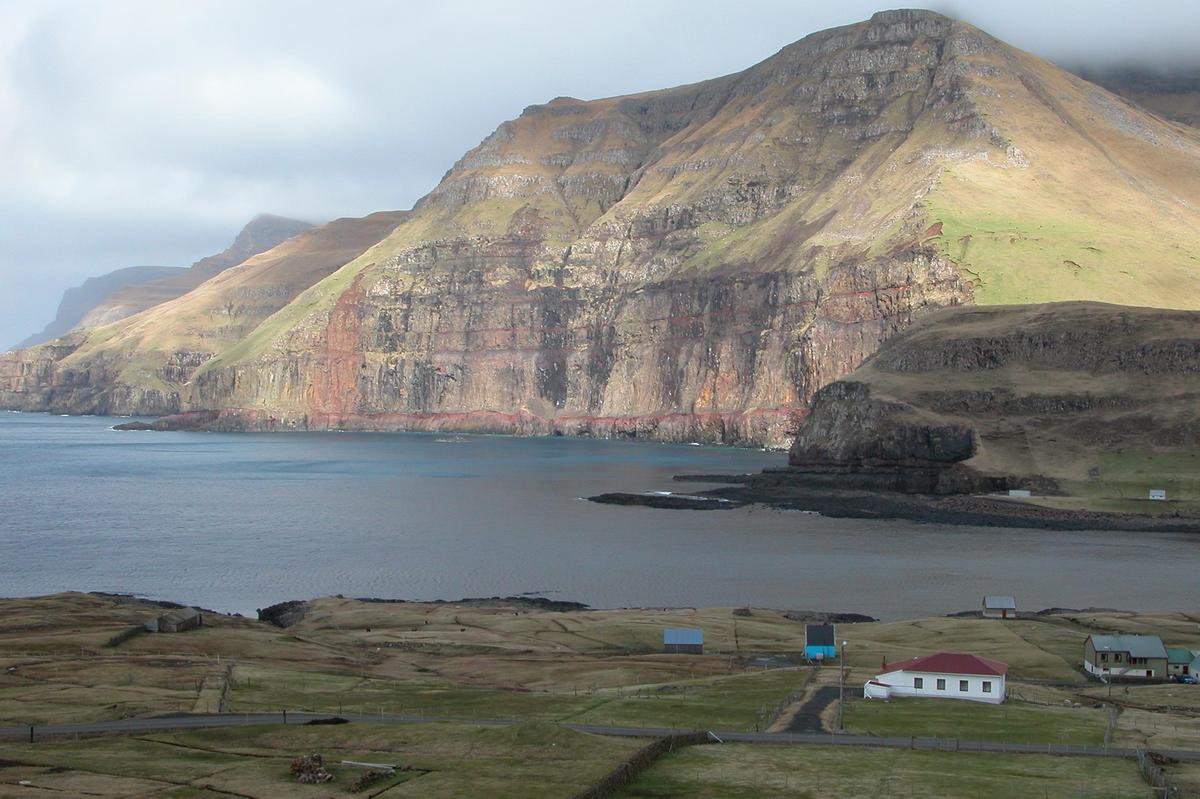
258,600,311,628
589,492,743,510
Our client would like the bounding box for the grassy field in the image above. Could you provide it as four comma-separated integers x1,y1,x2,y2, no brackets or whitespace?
616,743,1155,799
4,594,1200,796
842,696,1108,746
0,721,641,798
5,594,1200,758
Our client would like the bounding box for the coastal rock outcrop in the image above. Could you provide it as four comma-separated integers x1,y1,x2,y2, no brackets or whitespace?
785,302,1200,495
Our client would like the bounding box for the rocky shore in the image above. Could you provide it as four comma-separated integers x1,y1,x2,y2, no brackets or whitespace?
590,472,1200,532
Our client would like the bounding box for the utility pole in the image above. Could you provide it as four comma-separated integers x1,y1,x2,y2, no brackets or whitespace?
839,639,847,732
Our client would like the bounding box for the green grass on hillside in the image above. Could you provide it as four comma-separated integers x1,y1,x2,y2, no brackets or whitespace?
841,696,1107,746
617,743,1152,799
0,722,640,798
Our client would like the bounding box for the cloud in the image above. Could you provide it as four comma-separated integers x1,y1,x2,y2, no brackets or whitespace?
2,0,1198,348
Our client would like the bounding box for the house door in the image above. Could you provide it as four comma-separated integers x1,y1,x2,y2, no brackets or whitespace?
1146,670,1152,678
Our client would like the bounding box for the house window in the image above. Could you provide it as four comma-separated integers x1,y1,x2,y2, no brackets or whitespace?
936,678,946,690
1099,653,1108,662
982,681,992,693
959,680,969,692
914,677,924,689
1113,653,1123,663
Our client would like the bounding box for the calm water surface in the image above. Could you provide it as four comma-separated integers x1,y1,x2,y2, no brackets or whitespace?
1,412,1196,619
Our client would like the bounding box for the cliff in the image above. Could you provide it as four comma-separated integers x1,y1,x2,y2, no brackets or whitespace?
786,302,1200,496
3,10,1200,445
13,265,184,349
0,212,406,415
70,215,315,331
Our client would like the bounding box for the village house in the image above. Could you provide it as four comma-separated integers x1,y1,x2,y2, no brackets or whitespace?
1083,634,1168,680
982,596,1016,619
804,624,837,660
663,628,703,655
863,653,1007,705
1168,648,1198,678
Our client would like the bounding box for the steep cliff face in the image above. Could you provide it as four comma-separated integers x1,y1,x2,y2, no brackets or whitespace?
4,10,1200,445
788,302,1200,494
0,212,406,415
13,266,184,349
188,10,992,443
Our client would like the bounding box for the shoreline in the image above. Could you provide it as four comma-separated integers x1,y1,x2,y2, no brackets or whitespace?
590,474,1200,533
10,590,1144,626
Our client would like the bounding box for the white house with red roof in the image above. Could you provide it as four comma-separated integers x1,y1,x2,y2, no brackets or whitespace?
863,652,1007,705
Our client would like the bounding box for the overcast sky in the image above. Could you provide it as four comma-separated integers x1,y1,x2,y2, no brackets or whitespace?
2,0,1197,348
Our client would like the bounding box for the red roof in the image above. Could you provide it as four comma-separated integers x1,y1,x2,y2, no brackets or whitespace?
881,652,1007,677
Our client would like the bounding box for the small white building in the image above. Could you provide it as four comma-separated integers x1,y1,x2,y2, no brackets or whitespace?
864,652,1007,705
982,596,1016,619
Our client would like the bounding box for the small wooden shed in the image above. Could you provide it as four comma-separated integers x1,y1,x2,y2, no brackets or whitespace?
982,596,1016,619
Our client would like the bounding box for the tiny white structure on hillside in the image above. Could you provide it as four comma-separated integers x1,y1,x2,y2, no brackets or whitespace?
982,595,1016,619
864,653,1007,705
1149,489,1167,501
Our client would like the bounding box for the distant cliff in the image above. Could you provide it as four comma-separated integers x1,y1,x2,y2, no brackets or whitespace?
71,214,314,331
14,265,183,349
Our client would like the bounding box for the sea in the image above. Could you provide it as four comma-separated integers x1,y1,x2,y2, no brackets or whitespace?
2,412,1196,620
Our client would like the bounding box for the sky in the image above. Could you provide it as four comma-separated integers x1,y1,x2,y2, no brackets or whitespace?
2,0,1197,348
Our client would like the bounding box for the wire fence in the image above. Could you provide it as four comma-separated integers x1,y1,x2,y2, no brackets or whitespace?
1135,748,1182,799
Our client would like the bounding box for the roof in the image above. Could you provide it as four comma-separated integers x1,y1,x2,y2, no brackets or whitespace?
1168,648,1195,665
983,596,1016,609
805,624,835,646
160,607,201,623
882,652,1008,677
1088,635,1168,660
663,628,703,645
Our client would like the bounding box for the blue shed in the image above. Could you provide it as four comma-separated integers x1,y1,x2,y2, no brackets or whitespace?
664,628,704,654
805,624,836,660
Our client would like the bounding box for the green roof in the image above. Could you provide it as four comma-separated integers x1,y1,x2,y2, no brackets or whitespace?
1168,648,1196,664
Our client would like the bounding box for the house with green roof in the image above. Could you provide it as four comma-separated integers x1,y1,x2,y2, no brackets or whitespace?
1168,648,1198,678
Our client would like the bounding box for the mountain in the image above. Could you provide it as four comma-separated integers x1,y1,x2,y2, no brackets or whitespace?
70,214,315,331
1076,65,1200,129
14,265,184,349
786,302,1200,502
3,10,1200,445
0,212,406,415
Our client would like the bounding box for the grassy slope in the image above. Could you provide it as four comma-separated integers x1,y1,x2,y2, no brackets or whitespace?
924,47,1200,310
5,595,1200,795
0,722,641,798
53,213,407,395
618,744,1152,798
